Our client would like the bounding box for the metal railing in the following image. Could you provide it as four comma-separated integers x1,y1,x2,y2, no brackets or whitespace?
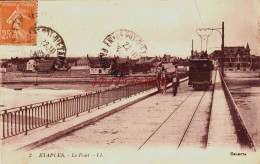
219,70,256,151
0,79,158,139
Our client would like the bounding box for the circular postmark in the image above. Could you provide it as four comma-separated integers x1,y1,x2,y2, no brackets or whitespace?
31,26,66,70
99,29,147,76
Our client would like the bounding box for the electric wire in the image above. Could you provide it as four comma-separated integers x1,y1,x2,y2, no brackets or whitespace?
194,0,204,26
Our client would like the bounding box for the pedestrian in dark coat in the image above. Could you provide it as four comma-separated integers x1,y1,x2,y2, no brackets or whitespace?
172,73,179,96
156,68,162,92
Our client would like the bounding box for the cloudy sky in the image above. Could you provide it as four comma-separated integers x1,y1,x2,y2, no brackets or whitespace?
0,0,259,59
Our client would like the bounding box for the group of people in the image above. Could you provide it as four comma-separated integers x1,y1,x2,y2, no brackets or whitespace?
157,66,180,96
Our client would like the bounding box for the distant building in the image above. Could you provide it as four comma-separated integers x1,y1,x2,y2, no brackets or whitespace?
162,62,176,73
6,63,17,72
90,65,108,75
26,59,37,72
134,57,153,73
0,60,4,67
134,56,161,73
210,43,256,71
0,68,6,73
161,54,171,63
6,57,29,72
76,57,89,66
146,56,161,65
70,66,90,76
137,56,153,63
251,55,260,70
132,63,151,73
69,57,91,76
88,56,109,75
35,59,54,73
0,60,6,72
66,58,77,67
109,57,132,76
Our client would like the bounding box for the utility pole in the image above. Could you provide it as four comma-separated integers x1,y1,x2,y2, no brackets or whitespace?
221,22,225,75
196,22,225,73
191,39,194,58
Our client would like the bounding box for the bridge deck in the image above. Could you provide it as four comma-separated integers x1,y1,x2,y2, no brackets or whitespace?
37,71,240,151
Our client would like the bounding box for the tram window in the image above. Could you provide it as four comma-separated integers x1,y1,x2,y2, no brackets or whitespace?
189,62,211,72
189,63,197,71
200,63,210,71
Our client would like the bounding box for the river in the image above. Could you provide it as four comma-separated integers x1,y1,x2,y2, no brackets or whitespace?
0,83,111,110
225,77,260,148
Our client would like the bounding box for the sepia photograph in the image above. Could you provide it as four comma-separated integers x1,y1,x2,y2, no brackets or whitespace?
0,0,259,163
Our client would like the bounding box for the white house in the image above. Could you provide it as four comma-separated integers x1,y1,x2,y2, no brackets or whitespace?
90,67,108,75
26,59,36,72
0,68,6,73
88,56,110,75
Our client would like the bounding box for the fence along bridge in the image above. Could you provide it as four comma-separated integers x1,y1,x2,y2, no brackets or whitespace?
0,79,157,139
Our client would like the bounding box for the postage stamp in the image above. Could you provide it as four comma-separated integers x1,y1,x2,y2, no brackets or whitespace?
0,0,37,45
99,29,147,76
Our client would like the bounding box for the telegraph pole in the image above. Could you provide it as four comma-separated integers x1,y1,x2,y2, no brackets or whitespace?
191,39,194,58
196,22,225,75
221,22,225,75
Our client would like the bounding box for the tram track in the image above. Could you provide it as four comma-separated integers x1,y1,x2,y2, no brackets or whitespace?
137,90,195,150
137,90,210,150
137,87,212,151
177,91,207,149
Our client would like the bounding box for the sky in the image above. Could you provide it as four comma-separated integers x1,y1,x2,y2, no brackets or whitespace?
0,0,259,59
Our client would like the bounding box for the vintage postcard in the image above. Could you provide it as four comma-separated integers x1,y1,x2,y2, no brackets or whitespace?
0,0,259,163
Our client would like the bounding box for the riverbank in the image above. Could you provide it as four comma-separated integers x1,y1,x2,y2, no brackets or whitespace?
0,72,188,85
0,72,154,84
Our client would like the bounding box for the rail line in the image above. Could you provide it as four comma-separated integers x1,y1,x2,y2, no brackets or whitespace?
137,83,214,151
177,91,207,149
137,90,195,150
177,70,217,149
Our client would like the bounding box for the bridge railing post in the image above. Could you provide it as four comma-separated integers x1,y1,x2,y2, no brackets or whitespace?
25,106,28,135
45,102,49,128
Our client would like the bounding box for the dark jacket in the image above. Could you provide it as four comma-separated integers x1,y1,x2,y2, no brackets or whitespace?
172,75,180,87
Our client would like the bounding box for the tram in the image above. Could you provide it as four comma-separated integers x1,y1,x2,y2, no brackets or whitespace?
188,53,214,90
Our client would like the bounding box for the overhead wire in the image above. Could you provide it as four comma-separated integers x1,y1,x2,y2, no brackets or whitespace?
194,0,203,26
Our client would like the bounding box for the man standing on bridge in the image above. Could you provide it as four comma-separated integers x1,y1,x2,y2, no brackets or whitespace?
156,67,162,93
161,66,167,95
172,72,179,96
